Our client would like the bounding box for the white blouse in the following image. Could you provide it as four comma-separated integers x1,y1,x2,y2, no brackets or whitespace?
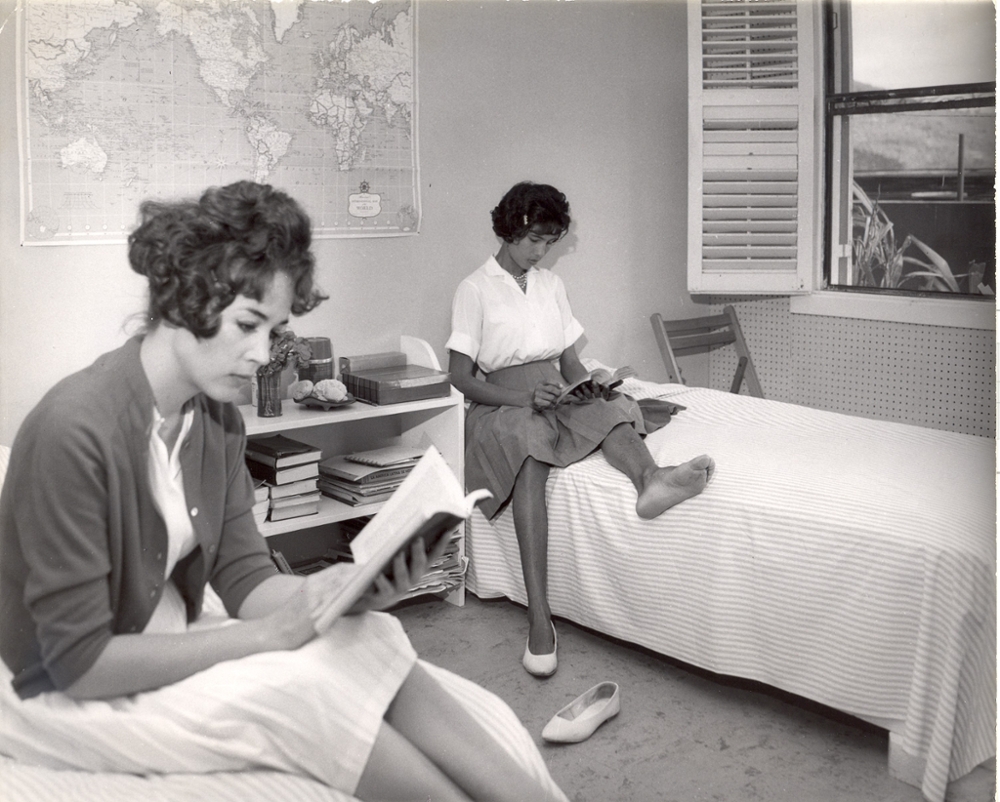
446,256,585,373
143,406,196,634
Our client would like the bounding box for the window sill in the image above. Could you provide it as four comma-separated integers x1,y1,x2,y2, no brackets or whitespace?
790,291,996,330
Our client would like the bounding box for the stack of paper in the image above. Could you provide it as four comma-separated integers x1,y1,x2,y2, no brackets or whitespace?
317,446,423,506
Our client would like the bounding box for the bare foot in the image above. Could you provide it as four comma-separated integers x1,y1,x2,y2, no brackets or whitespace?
635,455,715,519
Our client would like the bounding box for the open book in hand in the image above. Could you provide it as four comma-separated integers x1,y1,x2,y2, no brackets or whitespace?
311,445,491,632
554,365,637,406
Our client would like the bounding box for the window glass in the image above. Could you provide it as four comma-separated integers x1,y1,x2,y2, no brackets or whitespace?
851,1,996,91
827,1,996,297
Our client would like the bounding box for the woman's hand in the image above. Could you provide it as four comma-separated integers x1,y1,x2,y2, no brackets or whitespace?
529,381,564,411
251,566,356,649
589,368,613,387
349,537,431,613
349,528,456,614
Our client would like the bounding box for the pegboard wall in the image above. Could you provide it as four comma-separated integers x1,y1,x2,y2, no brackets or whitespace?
705,296,996,438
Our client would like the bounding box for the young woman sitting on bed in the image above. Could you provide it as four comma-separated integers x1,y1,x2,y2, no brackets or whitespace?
446,181,715,677
0,181,564,802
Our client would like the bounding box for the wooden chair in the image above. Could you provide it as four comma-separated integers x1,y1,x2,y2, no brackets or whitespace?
650,305,764,398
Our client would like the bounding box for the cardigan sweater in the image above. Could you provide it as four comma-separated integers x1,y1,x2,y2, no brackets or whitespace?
0,338,278,698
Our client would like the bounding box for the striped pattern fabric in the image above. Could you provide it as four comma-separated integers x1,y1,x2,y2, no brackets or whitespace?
466,382,996,802
0,755,354,802
0,660,568,802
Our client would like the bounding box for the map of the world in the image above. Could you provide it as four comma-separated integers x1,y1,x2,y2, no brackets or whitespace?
19,0,419,244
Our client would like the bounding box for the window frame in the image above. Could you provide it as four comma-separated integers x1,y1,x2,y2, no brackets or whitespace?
789,0,996,331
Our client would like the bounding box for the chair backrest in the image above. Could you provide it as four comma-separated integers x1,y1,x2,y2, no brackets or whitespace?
650,305,764,398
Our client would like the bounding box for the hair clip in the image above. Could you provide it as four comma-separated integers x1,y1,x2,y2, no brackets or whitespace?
523,214,528,225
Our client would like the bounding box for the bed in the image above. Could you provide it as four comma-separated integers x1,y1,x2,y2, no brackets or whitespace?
465,375,996,802
0,444,567,802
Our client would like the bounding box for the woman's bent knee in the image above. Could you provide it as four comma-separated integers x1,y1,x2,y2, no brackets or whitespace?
356,722,470,802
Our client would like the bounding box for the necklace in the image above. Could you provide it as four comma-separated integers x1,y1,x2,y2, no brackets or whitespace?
513,271,528,292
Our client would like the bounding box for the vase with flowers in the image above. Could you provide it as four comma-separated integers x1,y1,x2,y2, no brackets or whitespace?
256,329,312,417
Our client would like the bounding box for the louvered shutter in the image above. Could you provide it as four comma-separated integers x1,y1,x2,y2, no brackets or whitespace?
687,0,818,294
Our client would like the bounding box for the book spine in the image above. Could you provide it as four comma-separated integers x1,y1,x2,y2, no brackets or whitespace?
247,460,318,485
246,459,279,484
341,372,377,404
340,376,449,405
270,479,319,499
339,352,407,374
374,375,450,390
245,447,320,469
368,382,451,405
270,505,320,521
244,450,280,468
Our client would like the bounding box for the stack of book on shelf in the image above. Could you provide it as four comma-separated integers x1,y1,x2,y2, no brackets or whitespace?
318,444,424,507
270,448,484,602
245,434,322,522
339,351,450,405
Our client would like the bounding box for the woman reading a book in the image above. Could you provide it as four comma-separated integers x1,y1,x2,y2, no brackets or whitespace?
0,181,565,802
447,181,715,677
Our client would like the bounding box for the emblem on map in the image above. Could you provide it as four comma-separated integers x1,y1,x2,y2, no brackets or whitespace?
348,181,382,219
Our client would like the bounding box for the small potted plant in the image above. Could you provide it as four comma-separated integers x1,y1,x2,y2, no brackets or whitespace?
256,329,312,417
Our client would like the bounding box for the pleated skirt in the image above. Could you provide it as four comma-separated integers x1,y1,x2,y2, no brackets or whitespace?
466,361,656,520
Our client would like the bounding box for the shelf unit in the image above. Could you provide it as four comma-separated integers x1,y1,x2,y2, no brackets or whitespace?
241,386,466,606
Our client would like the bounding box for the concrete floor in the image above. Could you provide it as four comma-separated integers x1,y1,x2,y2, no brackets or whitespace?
394,593,996,802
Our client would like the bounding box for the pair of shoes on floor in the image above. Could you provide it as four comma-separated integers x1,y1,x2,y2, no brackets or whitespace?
542,681,620,743
522,622,558,677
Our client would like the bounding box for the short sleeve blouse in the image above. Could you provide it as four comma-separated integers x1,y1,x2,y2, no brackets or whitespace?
446,256,585,374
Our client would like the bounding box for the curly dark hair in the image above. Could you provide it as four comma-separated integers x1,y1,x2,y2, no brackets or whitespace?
128,181,327,339
491,182,571,243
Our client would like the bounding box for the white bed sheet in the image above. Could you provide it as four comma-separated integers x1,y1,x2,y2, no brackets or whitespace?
466,381,996,802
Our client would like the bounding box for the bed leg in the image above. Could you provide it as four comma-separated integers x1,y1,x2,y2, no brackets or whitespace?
887,732,925,789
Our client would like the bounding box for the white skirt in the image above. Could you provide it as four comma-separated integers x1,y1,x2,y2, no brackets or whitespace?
0,611,417,795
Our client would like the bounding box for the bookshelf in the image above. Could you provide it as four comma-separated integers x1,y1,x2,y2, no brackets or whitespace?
241,343,466,606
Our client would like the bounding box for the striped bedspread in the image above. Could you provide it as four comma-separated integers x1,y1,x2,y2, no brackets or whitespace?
466,381,996,802
0,659,568,802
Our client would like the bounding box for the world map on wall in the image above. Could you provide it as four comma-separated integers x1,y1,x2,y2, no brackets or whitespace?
19,0,418,244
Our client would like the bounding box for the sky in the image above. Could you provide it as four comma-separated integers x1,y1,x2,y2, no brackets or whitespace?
851,0,996,89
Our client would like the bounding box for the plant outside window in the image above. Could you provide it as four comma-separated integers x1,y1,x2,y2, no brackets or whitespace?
826,1,996,298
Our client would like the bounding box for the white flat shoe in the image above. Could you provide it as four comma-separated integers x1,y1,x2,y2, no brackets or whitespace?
522,622,557,677
542,681,620,743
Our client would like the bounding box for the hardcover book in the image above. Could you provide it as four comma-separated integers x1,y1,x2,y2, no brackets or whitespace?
338,351,408,374
245,434,322,468
269,497,320,522
553,366,636,406
341,364,451,406
269,477,320,500
246,459,320,486
270,491,322,510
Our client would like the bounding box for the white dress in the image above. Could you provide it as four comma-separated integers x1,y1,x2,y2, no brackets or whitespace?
0,409,417,795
